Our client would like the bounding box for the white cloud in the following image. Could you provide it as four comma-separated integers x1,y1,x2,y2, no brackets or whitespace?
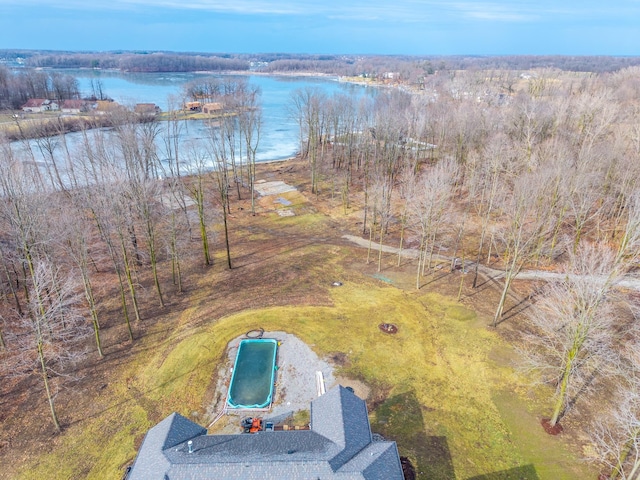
451,2,539,22
4,0,639,23
117,0,311,15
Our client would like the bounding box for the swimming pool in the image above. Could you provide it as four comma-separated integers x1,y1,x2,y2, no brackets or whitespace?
227,339,278,409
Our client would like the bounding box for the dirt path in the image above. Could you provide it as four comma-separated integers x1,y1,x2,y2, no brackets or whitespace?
342,234,640,291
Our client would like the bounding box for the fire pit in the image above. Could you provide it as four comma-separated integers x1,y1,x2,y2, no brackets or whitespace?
378,323,398,334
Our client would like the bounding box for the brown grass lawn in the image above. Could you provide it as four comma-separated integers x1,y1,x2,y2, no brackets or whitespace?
0,158,597,479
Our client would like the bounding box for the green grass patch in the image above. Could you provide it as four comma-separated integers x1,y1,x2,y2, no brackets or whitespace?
446,304,476,322
491,391,592,479
292,409,310,426
17,281,593,480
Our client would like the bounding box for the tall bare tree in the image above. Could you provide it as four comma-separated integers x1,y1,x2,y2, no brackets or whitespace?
237,84,262,214
492,170,553,326
184,141,213,266
408,158,458,289
519,241,635,429
207,118,233,269
5,259,90,432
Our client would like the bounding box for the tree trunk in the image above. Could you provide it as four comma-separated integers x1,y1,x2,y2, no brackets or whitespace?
549,354,573,427
397,202,408,267
473,225,487,288
457,247,466,301
493,269,515,327
120,237,141,323
148,237,164,307
81,270,102,357
195,187,211,266
116,269,134,342
377,225,385,272
416,236,426,290
39,341,61,432
366,223,374,264
222,205,232,269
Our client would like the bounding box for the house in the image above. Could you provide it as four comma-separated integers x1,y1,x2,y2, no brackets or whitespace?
21,98,46,112
60,99,91,114
21,98,59,113
134,103,161,115
202,102,223,115
94,99,122,115
185,101,202,112
128,385,404,479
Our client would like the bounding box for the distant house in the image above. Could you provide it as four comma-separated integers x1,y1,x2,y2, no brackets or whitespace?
127,385,404,479
94,100,121,115
61,99,92,114
134,103,161,115
202,102,223,115
185,101,202,112
21,98,59,113
383,72,400,81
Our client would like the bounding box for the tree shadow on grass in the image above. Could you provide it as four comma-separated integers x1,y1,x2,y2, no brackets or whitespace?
369,389,455,479
467,464,539,480
369,390,541,480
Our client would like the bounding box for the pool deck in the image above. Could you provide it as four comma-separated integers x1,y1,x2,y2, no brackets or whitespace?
210,332,337,427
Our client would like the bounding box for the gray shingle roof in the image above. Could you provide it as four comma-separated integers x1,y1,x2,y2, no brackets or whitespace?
339,442,405,480
127,385,404,480
312,385,373,471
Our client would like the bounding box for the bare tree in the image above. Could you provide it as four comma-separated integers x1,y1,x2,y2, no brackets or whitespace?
519,242,628,429
124,175,166,307
57,203,104,357
4,259,90,432
207,119,233,269
591,388,640,480
187,147,213,266
290,87,328,194
467,137,508,288
408,158,458,289
396,162,418,266
75,128,137,339
492,170,553,326
237,84,262,214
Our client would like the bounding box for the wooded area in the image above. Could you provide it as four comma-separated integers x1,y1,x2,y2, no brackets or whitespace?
287,66,640,478
3,49,640,80
0,66,80,109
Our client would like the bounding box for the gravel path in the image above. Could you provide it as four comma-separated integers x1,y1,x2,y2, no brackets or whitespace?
342,234,640,291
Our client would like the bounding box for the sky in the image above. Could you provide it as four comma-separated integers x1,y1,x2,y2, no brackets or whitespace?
0,0,638,56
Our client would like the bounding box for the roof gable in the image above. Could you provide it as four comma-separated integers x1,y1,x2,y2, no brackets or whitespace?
312,385,372,470
161,413,208,450
22,98,47,108
128,413,206,480
339,442,404,480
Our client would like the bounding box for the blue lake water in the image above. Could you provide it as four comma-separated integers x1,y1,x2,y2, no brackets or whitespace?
62,69,371,162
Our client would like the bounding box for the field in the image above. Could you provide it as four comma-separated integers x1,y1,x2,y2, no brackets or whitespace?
0,158,596,479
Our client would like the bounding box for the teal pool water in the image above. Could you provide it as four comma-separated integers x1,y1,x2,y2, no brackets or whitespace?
227,339,278,409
